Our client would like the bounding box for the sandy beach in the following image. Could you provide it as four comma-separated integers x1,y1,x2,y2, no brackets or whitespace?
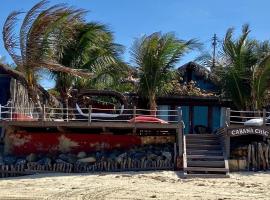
0,171,269,200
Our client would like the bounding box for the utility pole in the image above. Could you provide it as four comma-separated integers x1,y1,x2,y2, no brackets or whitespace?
212,34,217,71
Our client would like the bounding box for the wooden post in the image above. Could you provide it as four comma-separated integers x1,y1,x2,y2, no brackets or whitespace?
225,134,230,159
226,108,231,126
173,143,177,169
177,107,183,156
263,109,266,125
66,99,69,122
177,107,183,123
133,106,136,119
132,106,136,134
88,105,92,124
10,104,12,121
42,104,46,121
61,106,64,121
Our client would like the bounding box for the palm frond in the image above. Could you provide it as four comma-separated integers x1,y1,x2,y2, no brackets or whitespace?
20,0,48,61
2,11,24,66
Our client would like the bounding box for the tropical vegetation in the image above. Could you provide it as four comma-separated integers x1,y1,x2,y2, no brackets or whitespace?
130,32,198,114
199,24,270,110
1,1,270,112
2,0,92,107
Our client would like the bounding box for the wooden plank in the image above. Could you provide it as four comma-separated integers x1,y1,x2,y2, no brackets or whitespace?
184,167,229,172
187,155,224,159
186,150,223,155
185,174,229,178
187,140,220,145
186,134,218,138
187,161,225,168
1,121,179,129
186,144,221,148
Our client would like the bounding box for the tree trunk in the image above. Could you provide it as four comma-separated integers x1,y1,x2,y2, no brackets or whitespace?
149,93,157,116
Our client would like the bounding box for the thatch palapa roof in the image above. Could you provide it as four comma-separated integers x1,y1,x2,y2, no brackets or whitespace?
178,61,219,84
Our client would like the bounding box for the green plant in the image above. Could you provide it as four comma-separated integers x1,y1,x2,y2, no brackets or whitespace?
131,32,198,115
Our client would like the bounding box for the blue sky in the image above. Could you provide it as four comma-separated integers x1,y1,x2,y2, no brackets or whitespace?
0,0,270,88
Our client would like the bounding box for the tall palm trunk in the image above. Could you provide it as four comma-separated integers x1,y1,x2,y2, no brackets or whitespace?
149,93,157,116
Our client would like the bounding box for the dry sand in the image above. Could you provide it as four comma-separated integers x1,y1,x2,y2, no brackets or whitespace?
0,171,269,200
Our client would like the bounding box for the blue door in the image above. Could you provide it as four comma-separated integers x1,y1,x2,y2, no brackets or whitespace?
193,106,208,133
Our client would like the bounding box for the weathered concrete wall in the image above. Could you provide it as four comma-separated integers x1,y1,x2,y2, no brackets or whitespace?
4,130,175,156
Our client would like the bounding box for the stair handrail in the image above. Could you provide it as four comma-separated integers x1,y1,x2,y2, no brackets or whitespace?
183,133,187,171
215,127,230,175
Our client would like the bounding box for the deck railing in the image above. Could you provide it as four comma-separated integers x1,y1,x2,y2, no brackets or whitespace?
225,108,270,126
0,104,181,124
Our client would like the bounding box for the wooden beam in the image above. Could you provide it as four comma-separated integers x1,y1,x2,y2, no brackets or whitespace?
0,121,179,130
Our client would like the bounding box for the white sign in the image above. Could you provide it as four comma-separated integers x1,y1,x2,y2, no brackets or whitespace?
229,127,269,137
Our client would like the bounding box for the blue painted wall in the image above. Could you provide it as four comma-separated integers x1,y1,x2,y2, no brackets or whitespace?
181,106,189,134
193,106,208,127
212,106,221,132
157,105,222,134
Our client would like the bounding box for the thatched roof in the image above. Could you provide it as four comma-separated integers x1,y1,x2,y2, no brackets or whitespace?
178,62,218,84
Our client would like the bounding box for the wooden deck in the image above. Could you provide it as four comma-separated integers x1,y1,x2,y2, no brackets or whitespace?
0,120,180,129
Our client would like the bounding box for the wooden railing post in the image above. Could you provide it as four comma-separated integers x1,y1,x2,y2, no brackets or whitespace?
177,107,183,156
177,107,183,123
263,109,266,125
10,105,12,121
226,108,231,126
66,99,69,122
133,106,136,119
225,135,230,159
88,105,92,124
42,104,46,121
132,106,136,134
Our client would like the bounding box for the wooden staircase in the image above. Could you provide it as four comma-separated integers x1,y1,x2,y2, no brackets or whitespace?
183,134,229,178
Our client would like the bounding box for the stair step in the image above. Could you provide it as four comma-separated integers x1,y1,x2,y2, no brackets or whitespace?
186,145,222,150
187,140,220,145
184,167,229,172
187,161,225,168
186,134,217,138
187,155,224,160
185,174,229,178
187,150,223,155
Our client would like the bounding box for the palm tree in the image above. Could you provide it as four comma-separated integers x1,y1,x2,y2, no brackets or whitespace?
54,22,128,103
131,32,198,115
2,0,92,106
198,25,270,110
219,25,270,110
